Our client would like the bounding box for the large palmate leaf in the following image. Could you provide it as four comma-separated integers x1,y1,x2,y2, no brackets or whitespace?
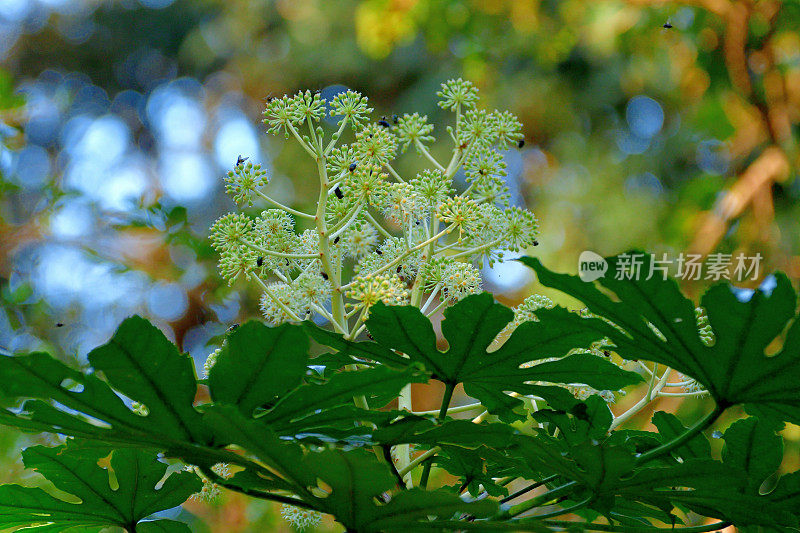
202,406,497,533
522,254,800,426
0,440,199,532
612,459,797,528
0,316,211,449
312,293,640,419
88,316,208,443
208,321,310,416
208,320,422,440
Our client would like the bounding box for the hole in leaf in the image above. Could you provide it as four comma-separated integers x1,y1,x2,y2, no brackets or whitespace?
59,378,84,393
311,479,331,498
759,470,780,495
98,452,119,491
50,400,113,429
764,317,793,357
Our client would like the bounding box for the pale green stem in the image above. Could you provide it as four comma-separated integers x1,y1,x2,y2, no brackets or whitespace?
345,304,364,319
658,390,710,397
663,380,697,387
385,162,406,182
253,276,302,322
324,116,349,155
352,305,370,330
287,121,317,158
420,284,442,314
339,224,456,291
472,409,489,423
413,402,483,416
460,178,479,198
610,366,671,430
313,150,347,337
309,302,347,335
352,322,368,339
254,190,315,219
394,276,428,486
307,115,320,152
271,269,290,283
446,236,505,260
240,239,319,260
364,210,394,239
425,299,449,317
638,361,654,375
444,148,461,177
329,204,364,240
397,446,441,477
433,241,460,254
415,140,445,171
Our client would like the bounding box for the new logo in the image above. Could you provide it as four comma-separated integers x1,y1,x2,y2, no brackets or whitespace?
579,251,608,282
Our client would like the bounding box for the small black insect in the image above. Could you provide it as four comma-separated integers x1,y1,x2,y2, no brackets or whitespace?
663,21,673,29
265,94,275,103
257,256,264,267
227,324,240,332
348,162,357,172
367,332,374,340
517,139,525,148
236,155,249,166
533,240,539,246
378,118,391,128
321,271,329,280
376,249,382,255
396,266,402,273
334,187,344,199
333,236,340,244
392,114,399,124
603,350,610,357
56,322,64,327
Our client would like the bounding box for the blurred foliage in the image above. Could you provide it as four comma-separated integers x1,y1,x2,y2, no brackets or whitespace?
1,0,799,531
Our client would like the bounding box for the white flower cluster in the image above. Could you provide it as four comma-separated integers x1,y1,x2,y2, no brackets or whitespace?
211,79,540,332
280,504,323,530
187,463,231,503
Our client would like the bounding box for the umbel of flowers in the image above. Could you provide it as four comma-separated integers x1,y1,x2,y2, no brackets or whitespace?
210,79,538,337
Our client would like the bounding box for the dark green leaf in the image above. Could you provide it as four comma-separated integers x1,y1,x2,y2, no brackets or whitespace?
0,316,210,448
88,316,208,443
208,321,310,416
304,322,405,366
521,255,800,426
0,440,199,532
361,294,640,420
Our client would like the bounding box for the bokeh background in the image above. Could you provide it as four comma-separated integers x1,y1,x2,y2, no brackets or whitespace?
1,0,799,531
